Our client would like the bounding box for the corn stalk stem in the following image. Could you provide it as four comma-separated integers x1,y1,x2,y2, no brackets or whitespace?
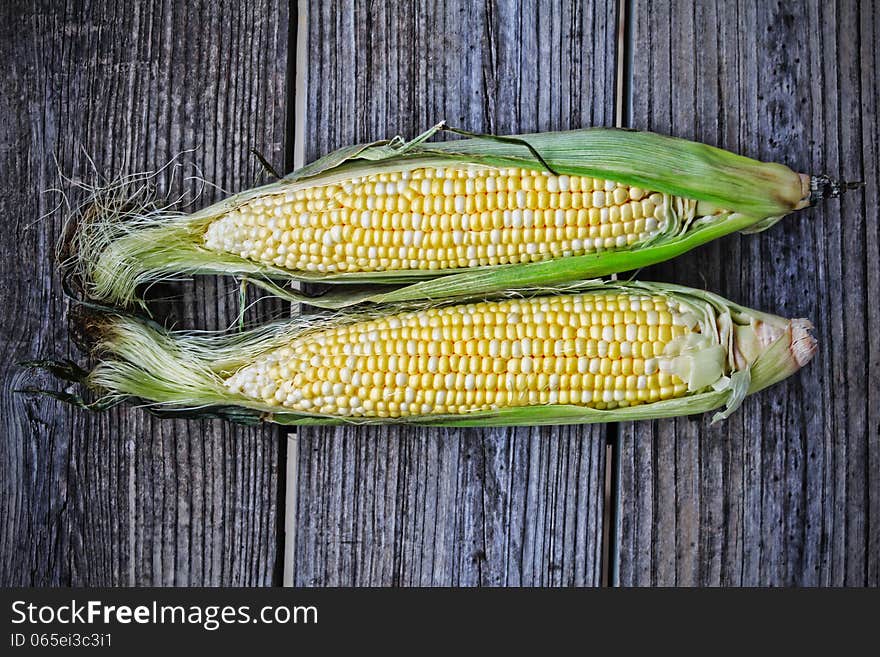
809,174,864,203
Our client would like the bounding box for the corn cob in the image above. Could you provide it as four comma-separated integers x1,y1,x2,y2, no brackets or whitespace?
39,281,816,426
224,290,713,417
66,124,849,310
203,168,673,274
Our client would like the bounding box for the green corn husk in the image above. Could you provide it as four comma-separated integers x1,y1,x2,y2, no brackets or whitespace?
64,123,834,310
27,280,817,427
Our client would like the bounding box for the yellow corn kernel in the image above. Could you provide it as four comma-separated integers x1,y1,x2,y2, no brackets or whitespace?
223,292,697,418
203,166,671,275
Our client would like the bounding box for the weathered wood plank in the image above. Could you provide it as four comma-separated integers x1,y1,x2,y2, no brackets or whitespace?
0,0,289,585
292,0,617,586
615,0,879,586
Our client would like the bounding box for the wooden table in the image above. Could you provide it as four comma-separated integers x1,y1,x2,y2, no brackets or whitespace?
2,0,877,586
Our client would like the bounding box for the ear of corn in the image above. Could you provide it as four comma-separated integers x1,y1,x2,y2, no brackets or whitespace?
49,281,815,427
66,124,827,310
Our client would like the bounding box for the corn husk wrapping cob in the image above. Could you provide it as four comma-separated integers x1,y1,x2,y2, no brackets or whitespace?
31,281,816,427
65,124,844,310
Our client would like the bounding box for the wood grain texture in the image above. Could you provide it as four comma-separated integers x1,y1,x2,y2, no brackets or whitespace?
0,0,289,585
614,0,879,586
292,0,618,586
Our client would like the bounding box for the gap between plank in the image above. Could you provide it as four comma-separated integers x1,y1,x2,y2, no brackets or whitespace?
282,0,309,588
602,0,633,588
614,0,634,131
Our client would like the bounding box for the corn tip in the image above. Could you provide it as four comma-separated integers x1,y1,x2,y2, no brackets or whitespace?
789,318,817,368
